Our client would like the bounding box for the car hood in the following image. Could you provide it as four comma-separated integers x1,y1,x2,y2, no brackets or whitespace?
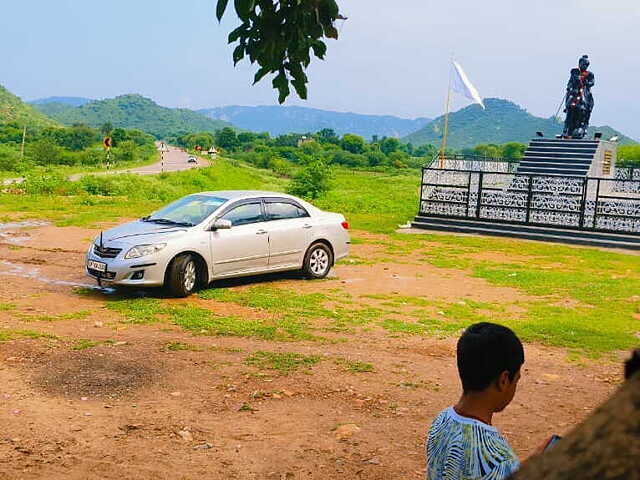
99,220,191,245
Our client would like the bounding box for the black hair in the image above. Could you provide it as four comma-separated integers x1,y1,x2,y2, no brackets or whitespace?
625,348,640,380
457,322,524,393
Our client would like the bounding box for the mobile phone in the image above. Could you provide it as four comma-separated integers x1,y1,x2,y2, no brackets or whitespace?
544,434,562,451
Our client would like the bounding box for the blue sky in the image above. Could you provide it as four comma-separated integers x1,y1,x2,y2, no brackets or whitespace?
2,0,640,138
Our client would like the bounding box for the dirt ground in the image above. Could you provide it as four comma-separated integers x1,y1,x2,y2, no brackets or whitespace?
0,221,623,479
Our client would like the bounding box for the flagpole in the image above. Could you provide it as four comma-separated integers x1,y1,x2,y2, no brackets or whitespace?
439,65,452,168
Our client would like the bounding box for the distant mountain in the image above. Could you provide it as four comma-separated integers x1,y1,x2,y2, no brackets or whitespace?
402,98,636,149
0,85,59,128
198,105,431,139
34,94,234,138
30,96,94,107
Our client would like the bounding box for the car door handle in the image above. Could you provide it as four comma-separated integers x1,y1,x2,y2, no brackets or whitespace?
256,229,267,235
302,224,312,229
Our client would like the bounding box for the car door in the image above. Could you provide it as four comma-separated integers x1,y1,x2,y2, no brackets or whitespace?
264,199,312,268
210,201,269,276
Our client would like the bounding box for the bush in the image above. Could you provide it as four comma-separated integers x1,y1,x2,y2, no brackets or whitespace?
287,160,331,199
23,169,76,195
27,139,64,166
619,145,640,168
0,144,22,172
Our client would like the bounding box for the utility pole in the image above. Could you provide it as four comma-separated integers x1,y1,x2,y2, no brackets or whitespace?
20,125,26,160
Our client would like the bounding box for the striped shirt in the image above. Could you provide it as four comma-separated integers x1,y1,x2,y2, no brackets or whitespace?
426,407,520,480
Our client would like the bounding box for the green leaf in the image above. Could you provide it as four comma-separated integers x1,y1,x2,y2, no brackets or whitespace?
234,0,254,20
233,44,245,64
228,23,247,43
253,66,271,85
216,0,229,21
311,40,327,59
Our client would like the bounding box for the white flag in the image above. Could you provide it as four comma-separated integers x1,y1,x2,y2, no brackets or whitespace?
451,61,485,109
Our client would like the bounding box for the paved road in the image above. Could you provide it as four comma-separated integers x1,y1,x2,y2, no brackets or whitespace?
2,144,210,185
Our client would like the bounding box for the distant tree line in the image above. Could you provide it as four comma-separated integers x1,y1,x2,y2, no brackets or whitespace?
0,122,156,173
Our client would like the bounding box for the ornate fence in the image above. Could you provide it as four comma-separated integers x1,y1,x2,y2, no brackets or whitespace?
419,167,640,234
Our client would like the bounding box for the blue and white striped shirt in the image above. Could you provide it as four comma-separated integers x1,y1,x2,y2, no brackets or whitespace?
426,407,520,480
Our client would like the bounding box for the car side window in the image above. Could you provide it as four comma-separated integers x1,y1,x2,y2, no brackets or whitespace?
266,202,310,221
220,203,263,226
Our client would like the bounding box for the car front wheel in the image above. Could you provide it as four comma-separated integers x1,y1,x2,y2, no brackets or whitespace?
302,243,333,279
165,253,199,297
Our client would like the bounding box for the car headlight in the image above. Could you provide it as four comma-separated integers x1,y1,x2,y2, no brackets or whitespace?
124,243,167,259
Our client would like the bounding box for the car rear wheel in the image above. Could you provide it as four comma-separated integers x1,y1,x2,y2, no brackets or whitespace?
302,243,333,279
165,253,198,297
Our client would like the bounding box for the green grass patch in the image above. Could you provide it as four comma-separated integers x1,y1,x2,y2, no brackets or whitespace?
164,341,203,352
0,329,58,342
0,302,16,311
245,351,322,374
16,310,92,322
71,339,101,350
335,358,375,373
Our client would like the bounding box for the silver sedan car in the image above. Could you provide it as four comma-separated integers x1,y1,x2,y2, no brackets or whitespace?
85,190,350,296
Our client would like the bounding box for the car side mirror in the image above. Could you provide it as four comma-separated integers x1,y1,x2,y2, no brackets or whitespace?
211,219,232,230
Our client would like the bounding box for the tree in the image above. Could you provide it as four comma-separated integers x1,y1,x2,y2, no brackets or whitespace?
340,134,366,154
237,131,257,144
287,160,331,199
501,142,526,160
380,137,400,155
28,139,63,166
215,0,344,103
100,122,114,136
316,128,340,145
215,127,240,150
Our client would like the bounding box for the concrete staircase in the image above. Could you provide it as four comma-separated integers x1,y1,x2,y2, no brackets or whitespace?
516,138,600,177
411,216,640,250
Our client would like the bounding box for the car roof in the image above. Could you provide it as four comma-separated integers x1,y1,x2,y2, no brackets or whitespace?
195,190,303,201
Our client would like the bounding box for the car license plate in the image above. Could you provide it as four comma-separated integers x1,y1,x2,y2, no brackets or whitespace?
87,260,107,272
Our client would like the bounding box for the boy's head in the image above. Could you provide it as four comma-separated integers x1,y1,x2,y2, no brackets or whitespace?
457,322,524,411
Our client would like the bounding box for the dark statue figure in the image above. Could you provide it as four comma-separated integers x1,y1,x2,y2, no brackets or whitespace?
562,55,595,139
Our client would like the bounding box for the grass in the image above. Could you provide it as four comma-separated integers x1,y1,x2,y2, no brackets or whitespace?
0,302,16,311
71,339,101,350
105,296,323,342
245,351,322,374
164,341,203,352
15,310,92,322
0,158,286,228
335,358,375,373
0,329,58,342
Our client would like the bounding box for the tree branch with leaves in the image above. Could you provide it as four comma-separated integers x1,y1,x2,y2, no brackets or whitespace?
215,0,344,103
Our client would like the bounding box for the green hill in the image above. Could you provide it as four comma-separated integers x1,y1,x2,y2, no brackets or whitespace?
402,98,636,149
33,94,234,139
0,85,59,128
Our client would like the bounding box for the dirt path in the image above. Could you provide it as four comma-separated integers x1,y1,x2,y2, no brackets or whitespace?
0,222,623,479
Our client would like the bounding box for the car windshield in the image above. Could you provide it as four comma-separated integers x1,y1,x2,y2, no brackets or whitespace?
143,195,227,226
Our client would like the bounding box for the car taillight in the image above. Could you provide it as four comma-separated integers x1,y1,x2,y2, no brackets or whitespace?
341,221,349,230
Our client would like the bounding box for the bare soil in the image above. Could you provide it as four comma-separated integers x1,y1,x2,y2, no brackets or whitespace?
0,222,623,479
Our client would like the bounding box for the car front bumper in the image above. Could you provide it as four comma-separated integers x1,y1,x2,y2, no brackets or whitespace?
85,249,168,287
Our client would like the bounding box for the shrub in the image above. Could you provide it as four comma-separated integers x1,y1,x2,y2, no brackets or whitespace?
287,160,331,199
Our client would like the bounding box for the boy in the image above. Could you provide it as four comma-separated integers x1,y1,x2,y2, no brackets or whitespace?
426,322,524,480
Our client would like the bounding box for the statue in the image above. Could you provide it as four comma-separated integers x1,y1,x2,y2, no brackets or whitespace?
562,55,595,139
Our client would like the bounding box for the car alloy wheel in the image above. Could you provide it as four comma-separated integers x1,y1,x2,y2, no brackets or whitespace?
183,260,197,292
309,247,329,276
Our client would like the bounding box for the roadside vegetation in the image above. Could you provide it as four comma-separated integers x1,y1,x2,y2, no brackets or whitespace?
0,122,157,179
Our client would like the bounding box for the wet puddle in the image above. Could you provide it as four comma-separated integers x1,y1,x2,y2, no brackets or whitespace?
0,260,110,291
0,220,49,245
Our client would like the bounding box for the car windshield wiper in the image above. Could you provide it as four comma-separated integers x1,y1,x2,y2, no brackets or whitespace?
144,218,194,227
